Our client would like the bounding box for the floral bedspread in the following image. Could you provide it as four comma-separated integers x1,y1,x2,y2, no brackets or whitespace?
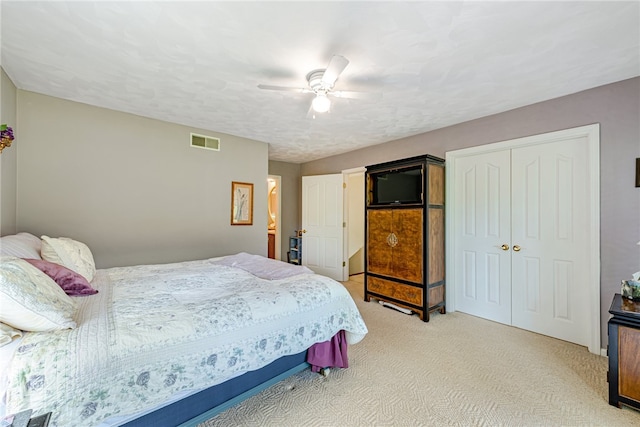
5,258,368,426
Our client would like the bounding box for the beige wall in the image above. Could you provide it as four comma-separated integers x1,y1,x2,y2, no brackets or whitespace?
16,91,269,268
302,77,640,346
268,160,301,261
0,68,18,235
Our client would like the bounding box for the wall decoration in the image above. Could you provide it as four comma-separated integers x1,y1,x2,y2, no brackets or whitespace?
231,181,253,225
636,158,640,188
0,124,15,154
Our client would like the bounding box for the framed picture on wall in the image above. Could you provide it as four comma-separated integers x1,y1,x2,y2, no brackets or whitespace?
636,158,640,188
231,181,253,225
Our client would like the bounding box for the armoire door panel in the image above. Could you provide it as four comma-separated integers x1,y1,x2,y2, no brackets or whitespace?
367,209,393,277
392,209,423,283
428,164,445,205
428,208,445,284
367,208,423,283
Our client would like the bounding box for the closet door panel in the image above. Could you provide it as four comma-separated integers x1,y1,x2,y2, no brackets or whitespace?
453,151,512,325
511,138,590,346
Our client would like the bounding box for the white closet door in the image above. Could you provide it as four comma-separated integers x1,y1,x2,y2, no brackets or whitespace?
511,137,590,346
453,150,512,324
447,125,600,353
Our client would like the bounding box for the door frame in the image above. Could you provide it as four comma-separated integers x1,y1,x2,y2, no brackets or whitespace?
342,166,366,279
445,124,601,354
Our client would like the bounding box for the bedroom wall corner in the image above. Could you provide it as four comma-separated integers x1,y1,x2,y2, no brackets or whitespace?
15,91,269,267
0,67,18,236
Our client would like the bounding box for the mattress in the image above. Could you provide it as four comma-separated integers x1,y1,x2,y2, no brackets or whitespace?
4,257,367,426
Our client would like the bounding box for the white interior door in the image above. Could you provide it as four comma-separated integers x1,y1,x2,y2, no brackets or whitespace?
302,174,345,281
511,137,590,346
453,150,512,324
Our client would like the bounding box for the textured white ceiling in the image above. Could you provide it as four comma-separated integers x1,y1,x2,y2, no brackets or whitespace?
1,1,639,163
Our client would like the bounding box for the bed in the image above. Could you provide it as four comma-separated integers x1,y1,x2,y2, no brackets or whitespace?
0,233,368,426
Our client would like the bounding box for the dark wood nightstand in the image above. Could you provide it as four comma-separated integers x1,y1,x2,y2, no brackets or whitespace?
608,293,640,411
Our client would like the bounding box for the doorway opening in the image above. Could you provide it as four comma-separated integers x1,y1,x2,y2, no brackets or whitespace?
267,175,281,260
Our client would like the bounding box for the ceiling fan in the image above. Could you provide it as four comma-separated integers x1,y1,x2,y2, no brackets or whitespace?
257,55,377,115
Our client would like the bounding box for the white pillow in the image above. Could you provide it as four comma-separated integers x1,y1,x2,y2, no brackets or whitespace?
41,235,96,282
0,232,42,259
0,322,22,347
0,256,77,331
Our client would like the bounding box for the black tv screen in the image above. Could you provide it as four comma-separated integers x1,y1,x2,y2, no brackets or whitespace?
371,165,423,205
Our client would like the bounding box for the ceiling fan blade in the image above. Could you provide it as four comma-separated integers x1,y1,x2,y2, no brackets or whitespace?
321,55,349,87
257,84,312,94
331,90,382,100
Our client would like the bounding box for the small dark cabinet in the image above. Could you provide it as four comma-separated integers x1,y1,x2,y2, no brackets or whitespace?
288,236,302,265
608,293,640,412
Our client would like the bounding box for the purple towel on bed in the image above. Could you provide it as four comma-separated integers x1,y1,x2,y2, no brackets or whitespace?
307,330,349,372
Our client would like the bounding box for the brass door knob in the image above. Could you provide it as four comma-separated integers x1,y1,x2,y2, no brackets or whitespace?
501,244,509,251
513,245,521,252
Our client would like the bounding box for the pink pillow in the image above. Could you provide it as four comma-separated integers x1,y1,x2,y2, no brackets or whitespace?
23,259,98,296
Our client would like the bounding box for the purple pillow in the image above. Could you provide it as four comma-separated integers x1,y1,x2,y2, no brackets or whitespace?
23,258,98,296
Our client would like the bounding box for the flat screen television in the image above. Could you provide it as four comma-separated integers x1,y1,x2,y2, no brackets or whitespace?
369,164,423,205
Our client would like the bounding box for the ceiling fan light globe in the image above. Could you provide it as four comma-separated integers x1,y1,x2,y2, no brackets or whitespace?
312,94,331,113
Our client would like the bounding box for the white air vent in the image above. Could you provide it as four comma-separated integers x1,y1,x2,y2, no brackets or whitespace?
191,133,220,151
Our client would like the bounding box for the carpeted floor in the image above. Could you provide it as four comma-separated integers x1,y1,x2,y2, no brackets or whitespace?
200,274,640,426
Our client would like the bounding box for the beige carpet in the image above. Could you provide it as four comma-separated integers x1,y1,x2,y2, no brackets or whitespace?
200,275,640,426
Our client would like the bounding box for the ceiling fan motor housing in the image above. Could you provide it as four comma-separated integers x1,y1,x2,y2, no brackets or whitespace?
307,69,332,92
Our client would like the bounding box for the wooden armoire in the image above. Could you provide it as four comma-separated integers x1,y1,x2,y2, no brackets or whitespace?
364,155,445,321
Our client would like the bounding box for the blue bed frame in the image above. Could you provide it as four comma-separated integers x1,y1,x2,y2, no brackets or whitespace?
122,351,309,426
